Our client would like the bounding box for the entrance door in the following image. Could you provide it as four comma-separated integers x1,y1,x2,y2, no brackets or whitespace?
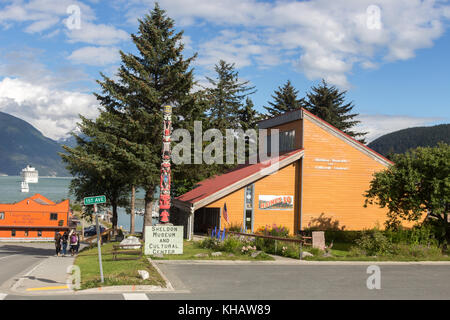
194,208,220,234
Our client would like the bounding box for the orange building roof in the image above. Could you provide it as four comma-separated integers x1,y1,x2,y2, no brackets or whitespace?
0,194,69,212
175,149,304,209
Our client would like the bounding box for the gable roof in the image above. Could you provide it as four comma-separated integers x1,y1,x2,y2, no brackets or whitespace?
256,108,393,166
301,109,393,166
174,148,304,211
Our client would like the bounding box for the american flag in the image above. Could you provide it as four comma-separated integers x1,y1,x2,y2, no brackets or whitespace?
223,203,229,224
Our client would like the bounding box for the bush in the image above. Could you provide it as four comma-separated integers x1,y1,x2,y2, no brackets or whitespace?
222,236,245,253
199,238,221,250
353,230,392,256
257,224,289,237
391,243,442,258
384,225,439,246
227,223,244,232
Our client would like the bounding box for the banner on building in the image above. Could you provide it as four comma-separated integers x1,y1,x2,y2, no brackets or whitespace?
258,195,294,210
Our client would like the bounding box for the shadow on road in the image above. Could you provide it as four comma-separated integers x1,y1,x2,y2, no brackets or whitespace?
0,244,54,257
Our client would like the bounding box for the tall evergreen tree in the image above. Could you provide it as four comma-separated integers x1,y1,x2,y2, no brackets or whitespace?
205,60,256,133
60,113,132,230
264,80,305,116
304,79,367,143
94,4,199,231
239,97,262,132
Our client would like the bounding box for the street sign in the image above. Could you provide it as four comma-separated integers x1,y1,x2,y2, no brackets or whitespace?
84,195,106,205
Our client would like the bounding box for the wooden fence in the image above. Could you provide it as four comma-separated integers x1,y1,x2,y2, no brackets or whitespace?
209,228,312,260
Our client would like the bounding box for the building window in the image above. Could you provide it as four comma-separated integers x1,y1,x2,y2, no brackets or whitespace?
244,184,254,232
58,220,64,226
11,229,16,237
24,230,29,237
0,212,4,220
280,130,295,152
265,130,296,154
50,213,58,220
37,230,42,237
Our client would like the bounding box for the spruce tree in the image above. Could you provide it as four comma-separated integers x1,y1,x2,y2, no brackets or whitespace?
205,60,256,133
60,113,132,230
94,4,199,230
203,60,256,170
239,97,262,132
264,80,305,116
304,79,367,143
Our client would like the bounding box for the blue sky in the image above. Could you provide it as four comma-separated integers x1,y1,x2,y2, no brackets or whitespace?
0,0,449,142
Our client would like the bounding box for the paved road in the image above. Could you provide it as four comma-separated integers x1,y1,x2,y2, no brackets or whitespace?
0,243,55,292
2,258,450,300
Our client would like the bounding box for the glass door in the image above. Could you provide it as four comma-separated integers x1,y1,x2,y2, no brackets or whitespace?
244,184,254,232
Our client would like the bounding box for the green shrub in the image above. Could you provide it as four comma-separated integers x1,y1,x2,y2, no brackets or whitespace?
391,243,442,258
384,225,439,246
221,236,244,253
199,238,220,250
227,223,244,232
323,230,364,244
353,230,392,256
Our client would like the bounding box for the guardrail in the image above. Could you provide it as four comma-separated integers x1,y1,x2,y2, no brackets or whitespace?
84,228,115,247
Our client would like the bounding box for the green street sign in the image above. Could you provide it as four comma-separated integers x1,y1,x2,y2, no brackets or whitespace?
84,195,106,205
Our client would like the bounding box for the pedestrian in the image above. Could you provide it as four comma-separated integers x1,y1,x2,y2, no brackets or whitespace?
70,231,78,256
75,232,80,254
62,231,69,256
54,231,62,257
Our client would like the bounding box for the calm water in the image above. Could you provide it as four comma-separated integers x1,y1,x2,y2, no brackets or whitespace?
0,176,153,232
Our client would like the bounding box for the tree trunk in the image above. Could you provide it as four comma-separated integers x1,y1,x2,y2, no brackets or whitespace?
111,202,118,232
130,185,135,234
143,188,155,241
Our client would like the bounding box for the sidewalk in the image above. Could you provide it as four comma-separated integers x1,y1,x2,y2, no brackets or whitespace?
11,255,75,295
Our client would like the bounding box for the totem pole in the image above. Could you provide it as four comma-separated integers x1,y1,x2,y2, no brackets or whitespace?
159,105,172,224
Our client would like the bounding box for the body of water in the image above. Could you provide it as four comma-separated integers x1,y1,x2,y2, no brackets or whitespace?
0,176,155,232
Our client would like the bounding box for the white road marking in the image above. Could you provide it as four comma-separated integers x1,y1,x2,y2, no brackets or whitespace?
0,293,7,300
0,254,16,261
123,293,149,300
11,258,48,291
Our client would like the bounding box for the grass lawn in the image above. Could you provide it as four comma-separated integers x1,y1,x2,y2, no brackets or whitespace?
74,242,166,290
148,240,274,261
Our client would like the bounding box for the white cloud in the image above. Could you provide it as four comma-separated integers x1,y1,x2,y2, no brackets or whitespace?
68,46,121,66
0,1,129,46
0,77,99,140
65,22,129,46
125,0,450,88
355,114,443,143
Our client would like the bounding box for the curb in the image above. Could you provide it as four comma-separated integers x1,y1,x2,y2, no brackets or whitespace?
151,259,450,265
148,258,174,290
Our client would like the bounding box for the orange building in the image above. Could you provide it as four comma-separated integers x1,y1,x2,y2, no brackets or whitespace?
173,108,393,239
0,194,71,241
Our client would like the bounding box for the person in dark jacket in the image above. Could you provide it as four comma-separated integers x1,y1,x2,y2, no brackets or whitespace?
54,232,62,256
62,231,69,256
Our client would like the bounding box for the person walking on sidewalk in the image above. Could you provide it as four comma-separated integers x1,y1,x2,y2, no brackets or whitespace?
70,230,78,256
54,232,62,256
62,231,69,256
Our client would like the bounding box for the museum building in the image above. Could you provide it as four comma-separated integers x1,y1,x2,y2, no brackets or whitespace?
172,108,393,240
0,194,71,241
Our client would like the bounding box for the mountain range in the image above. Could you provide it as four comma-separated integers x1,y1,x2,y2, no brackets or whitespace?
367,123,450,157
0,111,70,176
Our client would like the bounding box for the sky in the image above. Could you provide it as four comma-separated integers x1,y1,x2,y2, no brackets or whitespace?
0,0,449,142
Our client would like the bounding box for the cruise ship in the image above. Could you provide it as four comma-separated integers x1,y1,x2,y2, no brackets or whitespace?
21,165,39,183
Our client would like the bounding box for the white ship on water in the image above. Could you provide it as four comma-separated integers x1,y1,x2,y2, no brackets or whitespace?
20,165,39,192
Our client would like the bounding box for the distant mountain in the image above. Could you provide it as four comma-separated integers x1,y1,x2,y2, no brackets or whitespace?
0,111,70,176
368,124,450,157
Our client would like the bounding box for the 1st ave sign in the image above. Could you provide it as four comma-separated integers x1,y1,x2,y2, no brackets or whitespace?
83,195,106,205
